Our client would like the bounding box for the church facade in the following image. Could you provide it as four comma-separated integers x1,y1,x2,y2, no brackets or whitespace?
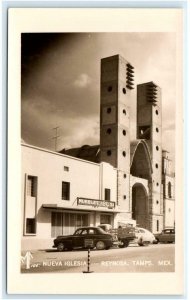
21,54,175,250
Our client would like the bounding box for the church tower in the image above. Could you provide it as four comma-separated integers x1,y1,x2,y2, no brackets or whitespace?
100,55,135,214
137,82,163,232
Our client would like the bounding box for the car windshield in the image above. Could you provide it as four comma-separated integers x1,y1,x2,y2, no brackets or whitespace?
74,229,83,235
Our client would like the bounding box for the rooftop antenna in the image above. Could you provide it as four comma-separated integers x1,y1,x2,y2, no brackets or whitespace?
51,126,60,151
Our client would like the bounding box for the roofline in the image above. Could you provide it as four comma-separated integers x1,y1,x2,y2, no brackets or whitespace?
62,144,100,152
137,81,161,89
21,143,117,170
21,143,101,167
101,54,134,67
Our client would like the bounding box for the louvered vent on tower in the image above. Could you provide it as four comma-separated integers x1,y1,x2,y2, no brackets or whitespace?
146,82,158,106
126,63,135,90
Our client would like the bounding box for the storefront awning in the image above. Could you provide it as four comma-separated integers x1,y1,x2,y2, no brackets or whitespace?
42,204,128,213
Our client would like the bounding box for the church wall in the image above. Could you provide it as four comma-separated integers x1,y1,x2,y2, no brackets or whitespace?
164,200,175,228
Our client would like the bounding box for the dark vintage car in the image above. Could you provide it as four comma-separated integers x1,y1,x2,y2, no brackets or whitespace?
53,226,113,251
154,228,175,243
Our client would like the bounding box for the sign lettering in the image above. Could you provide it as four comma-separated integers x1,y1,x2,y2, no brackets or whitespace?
77,198,115,209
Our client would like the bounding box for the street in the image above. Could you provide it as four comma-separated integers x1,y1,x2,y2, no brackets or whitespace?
21,243,175,273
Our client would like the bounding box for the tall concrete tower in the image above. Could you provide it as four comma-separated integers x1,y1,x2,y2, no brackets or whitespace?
100,55,135,215
137,82,163,232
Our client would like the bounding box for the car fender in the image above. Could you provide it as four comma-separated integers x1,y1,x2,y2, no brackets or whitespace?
57,238,73,247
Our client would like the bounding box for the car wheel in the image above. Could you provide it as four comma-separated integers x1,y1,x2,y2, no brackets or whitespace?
124,240,129,247
118,243,125,248
105,246,110,250
96,241,105,250
153,239,158,244
155,238,159,244
118,240,129,248
57,242,65,252
138,238,144,246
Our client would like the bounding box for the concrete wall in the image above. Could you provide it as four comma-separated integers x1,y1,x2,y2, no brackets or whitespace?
22,145,100,207
22,144,117,250
163,174,175,228
163,174,175,199
99,162,117,201
164,199,175,228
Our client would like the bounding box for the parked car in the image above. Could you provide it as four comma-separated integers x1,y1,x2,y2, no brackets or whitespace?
98,224,155,247
134,227,156,246
53,226,113,251
98,224,112,232
98,224,136,248
154,228,175,243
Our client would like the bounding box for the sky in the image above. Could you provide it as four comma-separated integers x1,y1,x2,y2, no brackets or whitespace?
21,32,176,164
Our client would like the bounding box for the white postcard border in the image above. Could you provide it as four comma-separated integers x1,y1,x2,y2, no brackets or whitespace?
7,7,184,295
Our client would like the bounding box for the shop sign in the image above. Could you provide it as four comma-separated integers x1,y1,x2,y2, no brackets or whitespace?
77,197,115,209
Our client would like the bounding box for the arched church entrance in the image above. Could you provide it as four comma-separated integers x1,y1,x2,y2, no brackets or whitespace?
130,140,152,229
132,183,148,229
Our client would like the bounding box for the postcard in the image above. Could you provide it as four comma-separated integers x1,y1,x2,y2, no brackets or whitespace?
7,7,184,295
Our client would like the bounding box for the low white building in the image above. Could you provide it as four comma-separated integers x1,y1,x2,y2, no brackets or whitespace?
22,143,133,250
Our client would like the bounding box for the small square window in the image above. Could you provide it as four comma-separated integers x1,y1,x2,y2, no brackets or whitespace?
64,166,69,172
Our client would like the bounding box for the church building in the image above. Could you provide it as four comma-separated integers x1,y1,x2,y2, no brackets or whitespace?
21,54,175,250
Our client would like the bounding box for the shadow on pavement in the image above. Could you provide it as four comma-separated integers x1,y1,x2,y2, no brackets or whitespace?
42,244,144,253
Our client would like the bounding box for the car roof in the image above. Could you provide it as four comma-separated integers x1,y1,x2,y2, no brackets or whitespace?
164,228,175,230
136,227,147,230
75,226,100,230
136,227,152,233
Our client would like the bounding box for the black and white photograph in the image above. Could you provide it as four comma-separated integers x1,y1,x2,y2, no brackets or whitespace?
21,32,176,274
7,8,184,295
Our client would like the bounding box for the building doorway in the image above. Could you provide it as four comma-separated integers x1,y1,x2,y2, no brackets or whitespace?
132,183,148,229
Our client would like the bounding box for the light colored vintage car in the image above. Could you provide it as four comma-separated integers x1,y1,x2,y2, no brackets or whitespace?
134,227,156,246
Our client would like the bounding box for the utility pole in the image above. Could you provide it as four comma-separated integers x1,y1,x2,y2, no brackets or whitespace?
51,126,60,151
